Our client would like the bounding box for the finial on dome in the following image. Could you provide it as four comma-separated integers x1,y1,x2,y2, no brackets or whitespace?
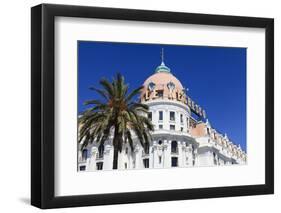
155,48,171,73
161,48,165,65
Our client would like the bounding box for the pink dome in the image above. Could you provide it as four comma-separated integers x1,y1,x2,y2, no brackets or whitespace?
143,72,184,90
141,71,186,103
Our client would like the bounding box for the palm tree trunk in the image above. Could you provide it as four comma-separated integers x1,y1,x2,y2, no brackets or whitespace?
112,124,120,170
113,145,118,169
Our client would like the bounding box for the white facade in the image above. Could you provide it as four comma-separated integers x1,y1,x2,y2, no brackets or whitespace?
78,55,247,172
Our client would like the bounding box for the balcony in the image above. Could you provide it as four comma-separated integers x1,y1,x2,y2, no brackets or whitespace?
96,153,104,160
80,157,87,163
142,150,149,157
171,148,179,155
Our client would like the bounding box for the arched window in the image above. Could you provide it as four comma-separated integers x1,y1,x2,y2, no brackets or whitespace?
148,82,155,91
158,140,163,145
148,111,152,121
98,144,104,159
170,111,175,121
213,152,217,165
192,144,195,154
82,149,88,161
159,111,163,121
171,141,178,153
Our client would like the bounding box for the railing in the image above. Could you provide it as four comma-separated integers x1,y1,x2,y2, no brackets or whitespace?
171,148,179,154
142,150,149,157
80,157,87,163
96,153,104,160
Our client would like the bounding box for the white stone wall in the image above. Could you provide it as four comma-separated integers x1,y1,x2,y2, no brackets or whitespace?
147,100,190,133
78,100,246,171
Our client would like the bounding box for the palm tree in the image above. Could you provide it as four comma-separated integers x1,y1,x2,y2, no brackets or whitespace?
78,73,154,169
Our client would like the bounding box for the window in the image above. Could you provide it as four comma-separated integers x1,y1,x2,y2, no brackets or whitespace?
148,112,152,121
125,147,129,154
156,90,164,98
170,111,175,121
180,114,183,123
98,144,104,159
192,144,195,155
171,157,178,167
159,111,163,121
158,140,163,145
170,125,175,130
159,156,162,164
167,81,175,91
82,149,88,161
159,124,163,129
180,127,183,132
96,162,103,170
171,141,178,153
207,127,210,135
148,82,155,91
143,159,149,168
214,133,217,140
124,163,127,169
79,166,86,171
213,152,217,165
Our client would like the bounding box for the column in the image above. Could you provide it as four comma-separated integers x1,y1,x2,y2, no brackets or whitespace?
153,141,161,168
149,141,154,169
117,150,124,170
177,141,183,167
187,144,193,166
134,144,143,169
164,140,171,168
103,144,113,170
88,147,97,171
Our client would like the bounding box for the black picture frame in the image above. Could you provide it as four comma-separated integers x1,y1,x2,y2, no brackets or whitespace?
31,3,274,209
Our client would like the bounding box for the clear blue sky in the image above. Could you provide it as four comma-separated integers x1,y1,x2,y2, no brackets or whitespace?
78,41,246,152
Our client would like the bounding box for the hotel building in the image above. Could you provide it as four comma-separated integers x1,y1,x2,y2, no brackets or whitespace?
78,52,247,171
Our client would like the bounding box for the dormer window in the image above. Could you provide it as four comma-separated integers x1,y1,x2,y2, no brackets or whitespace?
148,82,155,91
167,81,175,91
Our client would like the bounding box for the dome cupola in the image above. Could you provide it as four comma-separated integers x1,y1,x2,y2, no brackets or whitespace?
141,48,187,104
155,61,171,73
